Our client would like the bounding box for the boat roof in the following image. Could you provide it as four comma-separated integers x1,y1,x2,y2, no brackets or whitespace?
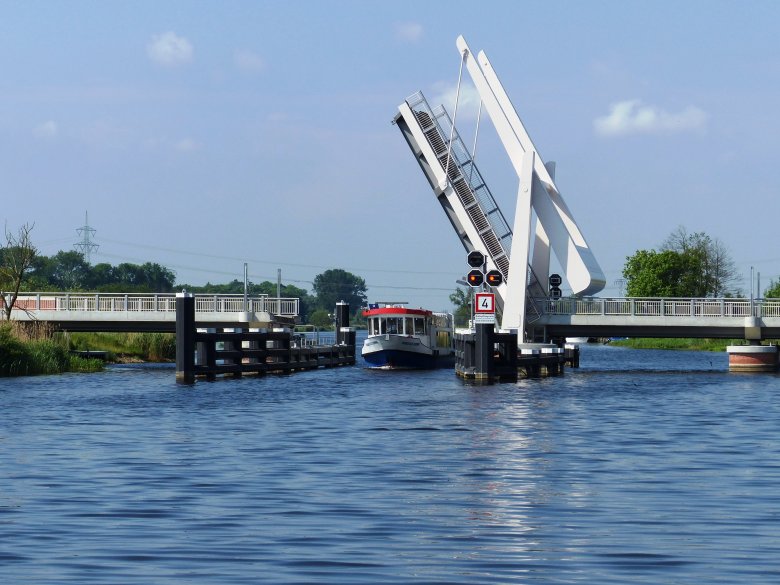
362,306,432,317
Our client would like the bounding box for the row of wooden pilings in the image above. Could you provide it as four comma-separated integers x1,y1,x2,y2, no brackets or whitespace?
454,324,579,384
175,294,355,384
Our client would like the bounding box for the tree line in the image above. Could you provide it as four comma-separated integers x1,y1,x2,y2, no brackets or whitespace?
449,226,778,328
1,224,368,324
623,227,741,297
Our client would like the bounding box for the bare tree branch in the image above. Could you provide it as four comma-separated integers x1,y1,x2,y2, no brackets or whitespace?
0,222,38,320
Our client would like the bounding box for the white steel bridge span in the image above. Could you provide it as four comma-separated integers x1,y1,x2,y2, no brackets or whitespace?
532,297,780,340
1,292,300,333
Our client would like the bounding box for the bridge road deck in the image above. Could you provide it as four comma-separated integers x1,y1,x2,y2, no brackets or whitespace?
2,293,300,333
533,297,780,340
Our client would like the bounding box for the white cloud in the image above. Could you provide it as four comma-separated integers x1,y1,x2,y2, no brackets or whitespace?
147,31,193,67
396,22,423,42
33,120,58,140
594,99,708,137
431,82,481,120
174,138,201,152
234,49,265,73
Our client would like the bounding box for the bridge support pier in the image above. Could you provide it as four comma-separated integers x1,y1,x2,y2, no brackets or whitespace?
726,344,779,373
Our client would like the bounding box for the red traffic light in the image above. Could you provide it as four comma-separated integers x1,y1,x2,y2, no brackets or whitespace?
467,269,484,287
485,270,503,286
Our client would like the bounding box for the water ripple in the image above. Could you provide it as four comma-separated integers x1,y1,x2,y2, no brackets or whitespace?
2,345,780,583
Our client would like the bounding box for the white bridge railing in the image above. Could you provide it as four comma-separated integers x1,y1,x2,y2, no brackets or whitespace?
534,297,780,319
2,293,300,318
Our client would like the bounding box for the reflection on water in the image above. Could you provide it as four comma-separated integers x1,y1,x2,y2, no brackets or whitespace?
1,344,780,583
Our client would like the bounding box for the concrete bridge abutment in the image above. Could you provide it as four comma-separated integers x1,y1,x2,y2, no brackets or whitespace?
727,344,779,373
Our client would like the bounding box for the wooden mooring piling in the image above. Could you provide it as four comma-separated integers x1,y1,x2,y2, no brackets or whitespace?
454,324,579,384
176,294,355,384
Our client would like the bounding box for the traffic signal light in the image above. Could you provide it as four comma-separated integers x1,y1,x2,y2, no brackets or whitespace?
467,251,485,268
467,269,484,287
485,270,503,286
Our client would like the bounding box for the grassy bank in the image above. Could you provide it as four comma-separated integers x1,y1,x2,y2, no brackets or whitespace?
608,338,745,351
65,332,176,362
0,324,103,377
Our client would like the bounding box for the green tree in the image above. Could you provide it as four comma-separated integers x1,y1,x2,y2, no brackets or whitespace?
660,226,738,296
88,263,118,290
624,227,738,297
765,279,780,298
312,268,367,314
449,287,473,327
308,309,333,329
138,262,176,292
623,249,698,297
45,251,91,290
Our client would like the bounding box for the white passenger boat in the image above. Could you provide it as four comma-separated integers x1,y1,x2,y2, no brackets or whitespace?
361,302,455,369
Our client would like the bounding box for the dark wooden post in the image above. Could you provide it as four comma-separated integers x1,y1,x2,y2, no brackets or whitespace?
335,302,350,345
176,292,195,384
334,301,356,363
474,323,494,382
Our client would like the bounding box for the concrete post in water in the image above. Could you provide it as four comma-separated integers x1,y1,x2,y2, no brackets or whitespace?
726,316,779,373
176,291,195,384
727,344,779,373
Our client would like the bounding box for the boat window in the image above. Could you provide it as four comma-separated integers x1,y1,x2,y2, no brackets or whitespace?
387,317,400,334
404,317,414,335
380,318,387,334
414,317,425,334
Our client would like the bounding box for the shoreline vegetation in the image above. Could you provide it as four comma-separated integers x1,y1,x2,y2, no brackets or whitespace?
1,324,103,377
605,338,777,352
4,325,776,378
0,324,177,377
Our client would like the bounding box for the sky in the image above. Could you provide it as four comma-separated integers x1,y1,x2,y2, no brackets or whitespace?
2,0,780,310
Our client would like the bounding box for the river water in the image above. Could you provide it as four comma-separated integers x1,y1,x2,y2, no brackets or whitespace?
2,340,780,584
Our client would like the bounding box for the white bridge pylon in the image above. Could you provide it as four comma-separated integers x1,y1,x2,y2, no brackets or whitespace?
395,35,605,339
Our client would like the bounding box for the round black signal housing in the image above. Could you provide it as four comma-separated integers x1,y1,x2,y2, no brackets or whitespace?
467,251,486,268
549,273,562,287
485,270,503,286
467,269,484,287
549,286,562,299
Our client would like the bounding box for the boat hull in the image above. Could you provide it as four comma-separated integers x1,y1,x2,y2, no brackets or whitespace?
362,336,454,370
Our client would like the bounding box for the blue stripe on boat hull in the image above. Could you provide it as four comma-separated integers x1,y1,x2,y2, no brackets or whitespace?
363,349,454,370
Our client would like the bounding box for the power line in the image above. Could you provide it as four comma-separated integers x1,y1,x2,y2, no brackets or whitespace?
98,236,459,276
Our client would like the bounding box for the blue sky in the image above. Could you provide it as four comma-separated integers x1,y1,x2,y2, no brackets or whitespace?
2,0,780,309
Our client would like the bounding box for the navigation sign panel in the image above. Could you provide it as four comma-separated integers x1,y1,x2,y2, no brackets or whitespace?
473,313,496,324
474,292,496,314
